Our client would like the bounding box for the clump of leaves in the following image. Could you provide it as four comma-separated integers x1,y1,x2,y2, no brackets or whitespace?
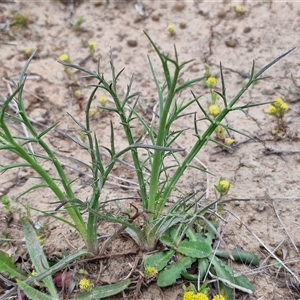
10,13,29,28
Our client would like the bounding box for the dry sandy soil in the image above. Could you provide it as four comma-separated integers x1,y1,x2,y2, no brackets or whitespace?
1,0,300,299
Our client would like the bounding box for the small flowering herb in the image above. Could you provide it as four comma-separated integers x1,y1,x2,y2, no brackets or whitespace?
99,95,107,107
215,178,231,196
79,277,92,292
267,97,289,132
144,265,158,278
167,24,176,35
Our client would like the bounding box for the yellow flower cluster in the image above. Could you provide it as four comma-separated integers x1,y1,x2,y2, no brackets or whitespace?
183,291,208,300
267,97,288,119
167,24,176,35
79,278,92,292
87,41,97,56
144,265,158,278
59,53,70,63
209,104,220,117
99,95,107,107
213,295,226,300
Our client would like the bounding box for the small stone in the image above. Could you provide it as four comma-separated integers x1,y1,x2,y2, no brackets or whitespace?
225,39,237,48
243,27,251,33
127,40,138,47
151,14,160,21
173,1,185,12
179,22,187,29
29,108,48,124
217,9,227,18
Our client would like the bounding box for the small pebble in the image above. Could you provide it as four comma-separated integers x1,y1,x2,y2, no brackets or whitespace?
127,40,138,47
179,22,187,29
173,2,185,12
151,14,160,21
243,27,251,33
225,39,237,47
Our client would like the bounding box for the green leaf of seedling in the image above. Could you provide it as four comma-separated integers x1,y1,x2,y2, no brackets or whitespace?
75,279,130,300
215,249,259,266
157,255,195,287
143,250,175,272
17,280,55,300
21,219,58,299
177,240,211,258
210,255,254,294
0,250,26,280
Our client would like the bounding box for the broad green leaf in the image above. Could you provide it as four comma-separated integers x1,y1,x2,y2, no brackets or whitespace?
160,235,176,248
75,279,130,300
0,250,26,280
143,250,175,272
157,256,195,287
21,219,58,299
210,255,254,294
177,240,211,258
181,257,209,281
215,249,259,266
17,280,55,300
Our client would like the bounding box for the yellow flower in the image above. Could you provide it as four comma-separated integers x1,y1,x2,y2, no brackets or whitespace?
87,41,97,49
167,24,176,35
24,48,32,57
267,105,276,115
74,90,82,99
87,41,97,56
206,76,216,88
209,104,220,117
59,53,70,63
99,95,107,107
37,235,45,245
183,291,195,300
31,270,37,276
79,278,92,292
144,265,158,278
234,5,244,15
213,295,226,300
89,108,98,117
220,180,230,191
224,137,235,146
280,102,289,111
194,293,208,300
274,97,283,107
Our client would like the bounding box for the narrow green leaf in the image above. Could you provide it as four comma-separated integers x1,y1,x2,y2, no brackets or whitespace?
0,250,26,280
143,250,175,272
21,219,58,298
17,280,55,300
75,279,130,300
177,240,211,258
157,256,195,287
